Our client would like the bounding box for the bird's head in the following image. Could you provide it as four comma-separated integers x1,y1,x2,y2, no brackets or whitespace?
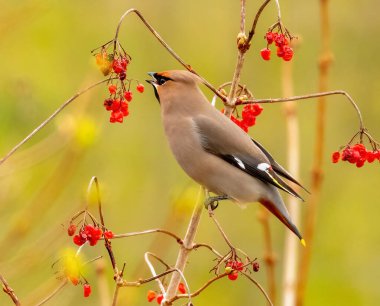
146,70,201,104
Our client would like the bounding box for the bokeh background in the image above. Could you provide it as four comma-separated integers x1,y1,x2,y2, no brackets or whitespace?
0,0,379,305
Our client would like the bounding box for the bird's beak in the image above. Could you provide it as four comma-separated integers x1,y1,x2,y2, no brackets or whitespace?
145,72,157,85
146,72,160,103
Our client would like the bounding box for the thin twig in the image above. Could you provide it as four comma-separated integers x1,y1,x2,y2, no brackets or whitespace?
240,90,364,130
241,272,274,306
167,273,228,303
112,229,183,244
35,280,67,306
0,275,21,306
0,78,114,166
246,0,272,44
114,8,224,101
209,213,235,250
258,208,276,303
192,243,223,258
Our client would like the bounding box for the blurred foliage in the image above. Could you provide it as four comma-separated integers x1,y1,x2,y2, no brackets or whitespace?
0,0,379,305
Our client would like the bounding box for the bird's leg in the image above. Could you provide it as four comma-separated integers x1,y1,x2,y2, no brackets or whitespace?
204,194,229,212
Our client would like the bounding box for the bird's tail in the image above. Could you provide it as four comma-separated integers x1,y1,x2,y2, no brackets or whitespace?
259,197,303,243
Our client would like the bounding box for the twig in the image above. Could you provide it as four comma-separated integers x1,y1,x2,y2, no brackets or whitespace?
224,0,271,117
163,187,203,305
241,272,274,306
246,0,272,44
258,208,276,303
144,252,167,295
240,90,364,130
209,213,235,251
167,273,228,303
192,243,223,258
114,8,224,101
0,275,21,306
112,229,183,244
0,78,113,166
35,280,67,306
297,1,333,305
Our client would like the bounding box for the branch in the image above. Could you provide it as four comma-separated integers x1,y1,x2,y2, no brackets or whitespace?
246,0,271,44
114,8,225,101
240,90,364,130
163,187,203,305
0,78,113,166
0,275,21,306
111,229,183,244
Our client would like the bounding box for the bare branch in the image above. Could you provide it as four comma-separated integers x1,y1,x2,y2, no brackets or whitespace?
0,275,21,306
114,8,225,101
240,90,364,130
246,0,272,44
111,229,183,244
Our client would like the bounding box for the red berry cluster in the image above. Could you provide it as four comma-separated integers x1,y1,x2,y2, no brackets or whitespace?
68,223,114,247
225,103,263,133
225,260,244,281
332,143,379,168
147,283,186,304
260,31,294,62
94,45,144,124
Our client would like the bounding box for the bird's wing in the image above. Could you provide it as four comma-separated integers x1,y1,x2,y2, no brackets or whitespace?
251,139,310,193
194,115,304,200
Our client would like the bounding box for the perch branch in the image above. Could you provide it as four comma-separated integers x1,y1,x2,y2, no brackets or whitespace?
0,275,21,306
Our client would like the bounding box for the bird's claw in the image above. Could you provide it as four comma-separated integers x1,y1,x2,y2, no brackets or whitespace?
204,195,228,211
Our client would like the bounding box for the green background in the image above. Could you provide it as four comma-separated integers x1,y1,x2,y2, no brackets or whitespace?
0,0,379,305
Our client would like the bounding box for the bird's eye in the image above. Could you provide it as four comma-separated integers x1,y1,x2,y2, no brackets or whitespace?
157,77,167,85
154,74,172,86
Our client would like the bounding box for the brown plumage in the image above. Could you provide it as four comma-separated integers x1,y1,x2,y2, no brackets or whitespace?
147,70,306,241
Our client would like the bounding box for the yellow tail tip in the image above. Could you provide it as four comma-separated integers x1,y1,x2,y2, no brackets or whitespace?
300,239,306,247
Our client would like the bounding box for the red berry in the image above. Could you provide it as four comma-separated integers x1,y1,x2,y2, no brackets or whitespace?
137,84,145,93
367,151,376,163
277,46,285,58
282,46,294,62
253,262,260,272
356,159,365,168
120,57,128,70
275,33,286,47
108,84,117,94
228,271,239,281
104,230,114,239
260,48,271,61
83,283,91,298
156,294,163,304
73,234,86,246
103,99,113,111
178,282,186,294
120,101,129,117
119,72,126,81
331,151,340,163
265,32,274,44
67,224,76,236
110,111,124,123
147,290,156,302
111,99,121,112
124,91,133,102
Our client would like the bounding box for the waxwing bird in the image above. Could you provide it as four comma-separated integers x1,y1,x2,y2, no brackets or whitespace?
147,70,307,243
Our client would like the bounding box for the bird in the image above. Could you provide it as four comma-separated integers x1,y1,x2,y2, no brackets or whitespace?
146,70,307,244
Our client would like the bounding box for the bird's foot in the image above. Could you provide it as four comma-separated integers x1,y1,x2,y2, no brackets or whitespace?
204,195,229,212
